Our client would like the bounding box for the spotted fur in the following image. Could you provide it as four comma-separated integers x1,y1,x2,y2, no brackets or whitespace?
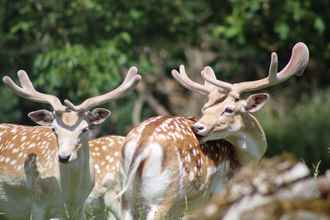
0,124,125,219
121,116,240,220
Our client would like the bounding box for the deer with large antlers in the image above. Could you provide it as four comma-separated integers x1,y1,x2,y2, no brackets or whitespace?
119,43,309,220
188,43,309,162
0,67,141,219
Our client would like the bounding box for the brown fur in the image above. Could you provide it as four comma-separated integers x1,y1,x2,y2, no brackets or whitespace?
122,116,241,219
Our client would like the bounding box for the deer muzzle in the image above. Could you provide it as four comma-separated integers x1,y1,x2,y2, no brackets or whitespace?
192,122,211,136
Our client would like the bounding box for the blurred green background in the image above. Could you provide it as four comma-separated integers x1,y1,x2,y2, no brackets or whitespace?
0,0,329,172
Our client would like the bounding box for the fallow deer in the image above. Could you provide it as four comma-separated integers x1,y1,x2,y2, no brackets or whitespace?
119,42,309,220
0,67,141,219
190,42,309,163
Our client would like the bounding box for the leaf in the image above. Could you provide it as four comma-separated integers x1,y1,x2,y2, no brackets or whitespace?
314,17,325,34
274,22,289,40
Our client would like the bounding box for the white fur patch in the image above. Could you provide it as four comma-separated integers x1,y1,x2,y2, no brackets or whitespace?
123,140,139,172
141,143,171,204
209,161,231,193
207,166,217,179
235,132,265,163
176,149,185,196
142,143,163,176
146,205,159,220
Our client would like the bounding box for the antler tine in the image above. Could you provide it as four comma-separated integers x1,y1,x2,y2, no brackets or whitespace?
268,52,279,80
201,66,233,92
232,42,309,94
171,65,210,95
64,66,142,112
3,70,65,111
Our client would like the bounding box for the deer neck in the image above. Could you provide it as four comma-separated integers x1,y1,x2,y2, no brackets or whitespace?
59,139,95,210
225,113,267,165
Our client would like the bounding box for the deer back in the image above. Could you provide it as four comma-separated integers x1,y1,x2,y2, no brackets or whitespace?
0,124,125,186
123,116,240,196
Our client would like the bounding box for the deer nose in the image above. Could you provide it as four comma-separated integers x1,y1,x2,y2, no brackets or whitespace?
192,123,209,136
58,154,70,163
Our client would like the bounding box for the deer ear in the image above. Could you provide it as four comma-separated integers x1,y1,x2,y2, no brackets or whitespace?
87,108,111,125
244,93,269,113
28,109,54,126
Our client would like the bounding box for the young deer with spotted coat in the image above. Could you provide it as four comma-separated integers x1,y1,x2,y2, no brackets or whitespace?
0,67,141,219
120,42,309,220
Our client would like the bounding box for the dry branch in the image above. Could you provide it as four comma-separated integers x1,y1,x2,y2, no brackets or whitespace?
187,154,330,220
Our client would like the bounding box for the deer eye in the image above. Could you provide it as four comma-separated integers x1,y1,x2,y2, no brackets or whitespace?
51,128,56,132
224,107,234,114
82,127,89,133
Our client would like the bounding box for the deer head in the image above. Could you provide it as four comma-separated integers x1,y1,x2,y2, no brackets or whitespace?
172,42,309,163
3,67,141,163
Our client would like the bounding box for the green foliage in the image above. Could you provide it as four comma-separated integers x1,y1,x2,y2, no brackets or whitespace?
258,89,330,172
212,0,326,44
0,88,20,122
33,40,129,99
